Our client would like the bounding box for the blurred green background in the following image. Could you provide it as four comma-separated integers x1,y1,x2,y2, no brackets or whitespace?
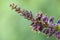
0,0,60,40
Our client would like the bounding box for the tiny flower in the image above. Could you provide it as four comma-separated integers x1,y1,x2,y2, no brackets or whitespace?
47,16,54,27
36,12,42,21
57,19,60,24
49,16,54,23
42,15,48,23
37,23,43,31
43,28,49,35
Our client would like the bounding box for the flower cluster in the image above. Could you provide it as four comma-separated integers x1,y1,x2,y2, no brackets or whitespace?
10,3,60,40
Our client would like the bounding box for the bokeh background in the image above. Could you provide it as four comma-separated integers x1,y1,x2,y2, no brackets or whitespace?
0,0,60,40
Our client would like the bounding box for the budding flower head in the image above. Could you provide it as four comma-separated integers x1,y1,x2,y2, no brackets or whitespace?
10,3,60,40
10,3,35,21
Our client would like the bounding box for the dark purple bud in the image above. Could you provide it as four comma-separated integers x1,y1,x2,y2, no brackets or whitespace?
51,29,56,34
36,12,42,20
49,27,55,34
43,28,49,35
57,19,60,24
49,16,54,23
30,21,38,31
37,24,43,31
31,21,37,27
42,16,48,22
31,24,37,31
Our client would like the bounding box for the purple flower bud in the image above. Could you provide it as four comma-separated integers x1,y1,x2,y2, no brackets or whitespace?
43,28,49,35
55,32,60,39
36,13,42,20
42,16,48,22
49,16,54,23
52,29,56,34
37,24,43,31
47,27,55,37
30,21,38,31
31,23,37,31
57,19,60,24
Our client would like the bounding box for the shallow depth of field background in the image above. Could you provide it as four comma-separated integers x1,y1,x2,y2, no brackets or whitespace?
0,0,60,40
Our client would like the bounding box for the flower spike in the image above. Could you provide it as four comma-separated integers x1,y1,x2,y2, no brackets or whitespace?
10,3,60,40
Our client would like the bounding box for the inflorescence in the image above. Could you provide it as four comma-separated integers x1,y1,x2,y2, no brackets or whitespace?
10,3,60,40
